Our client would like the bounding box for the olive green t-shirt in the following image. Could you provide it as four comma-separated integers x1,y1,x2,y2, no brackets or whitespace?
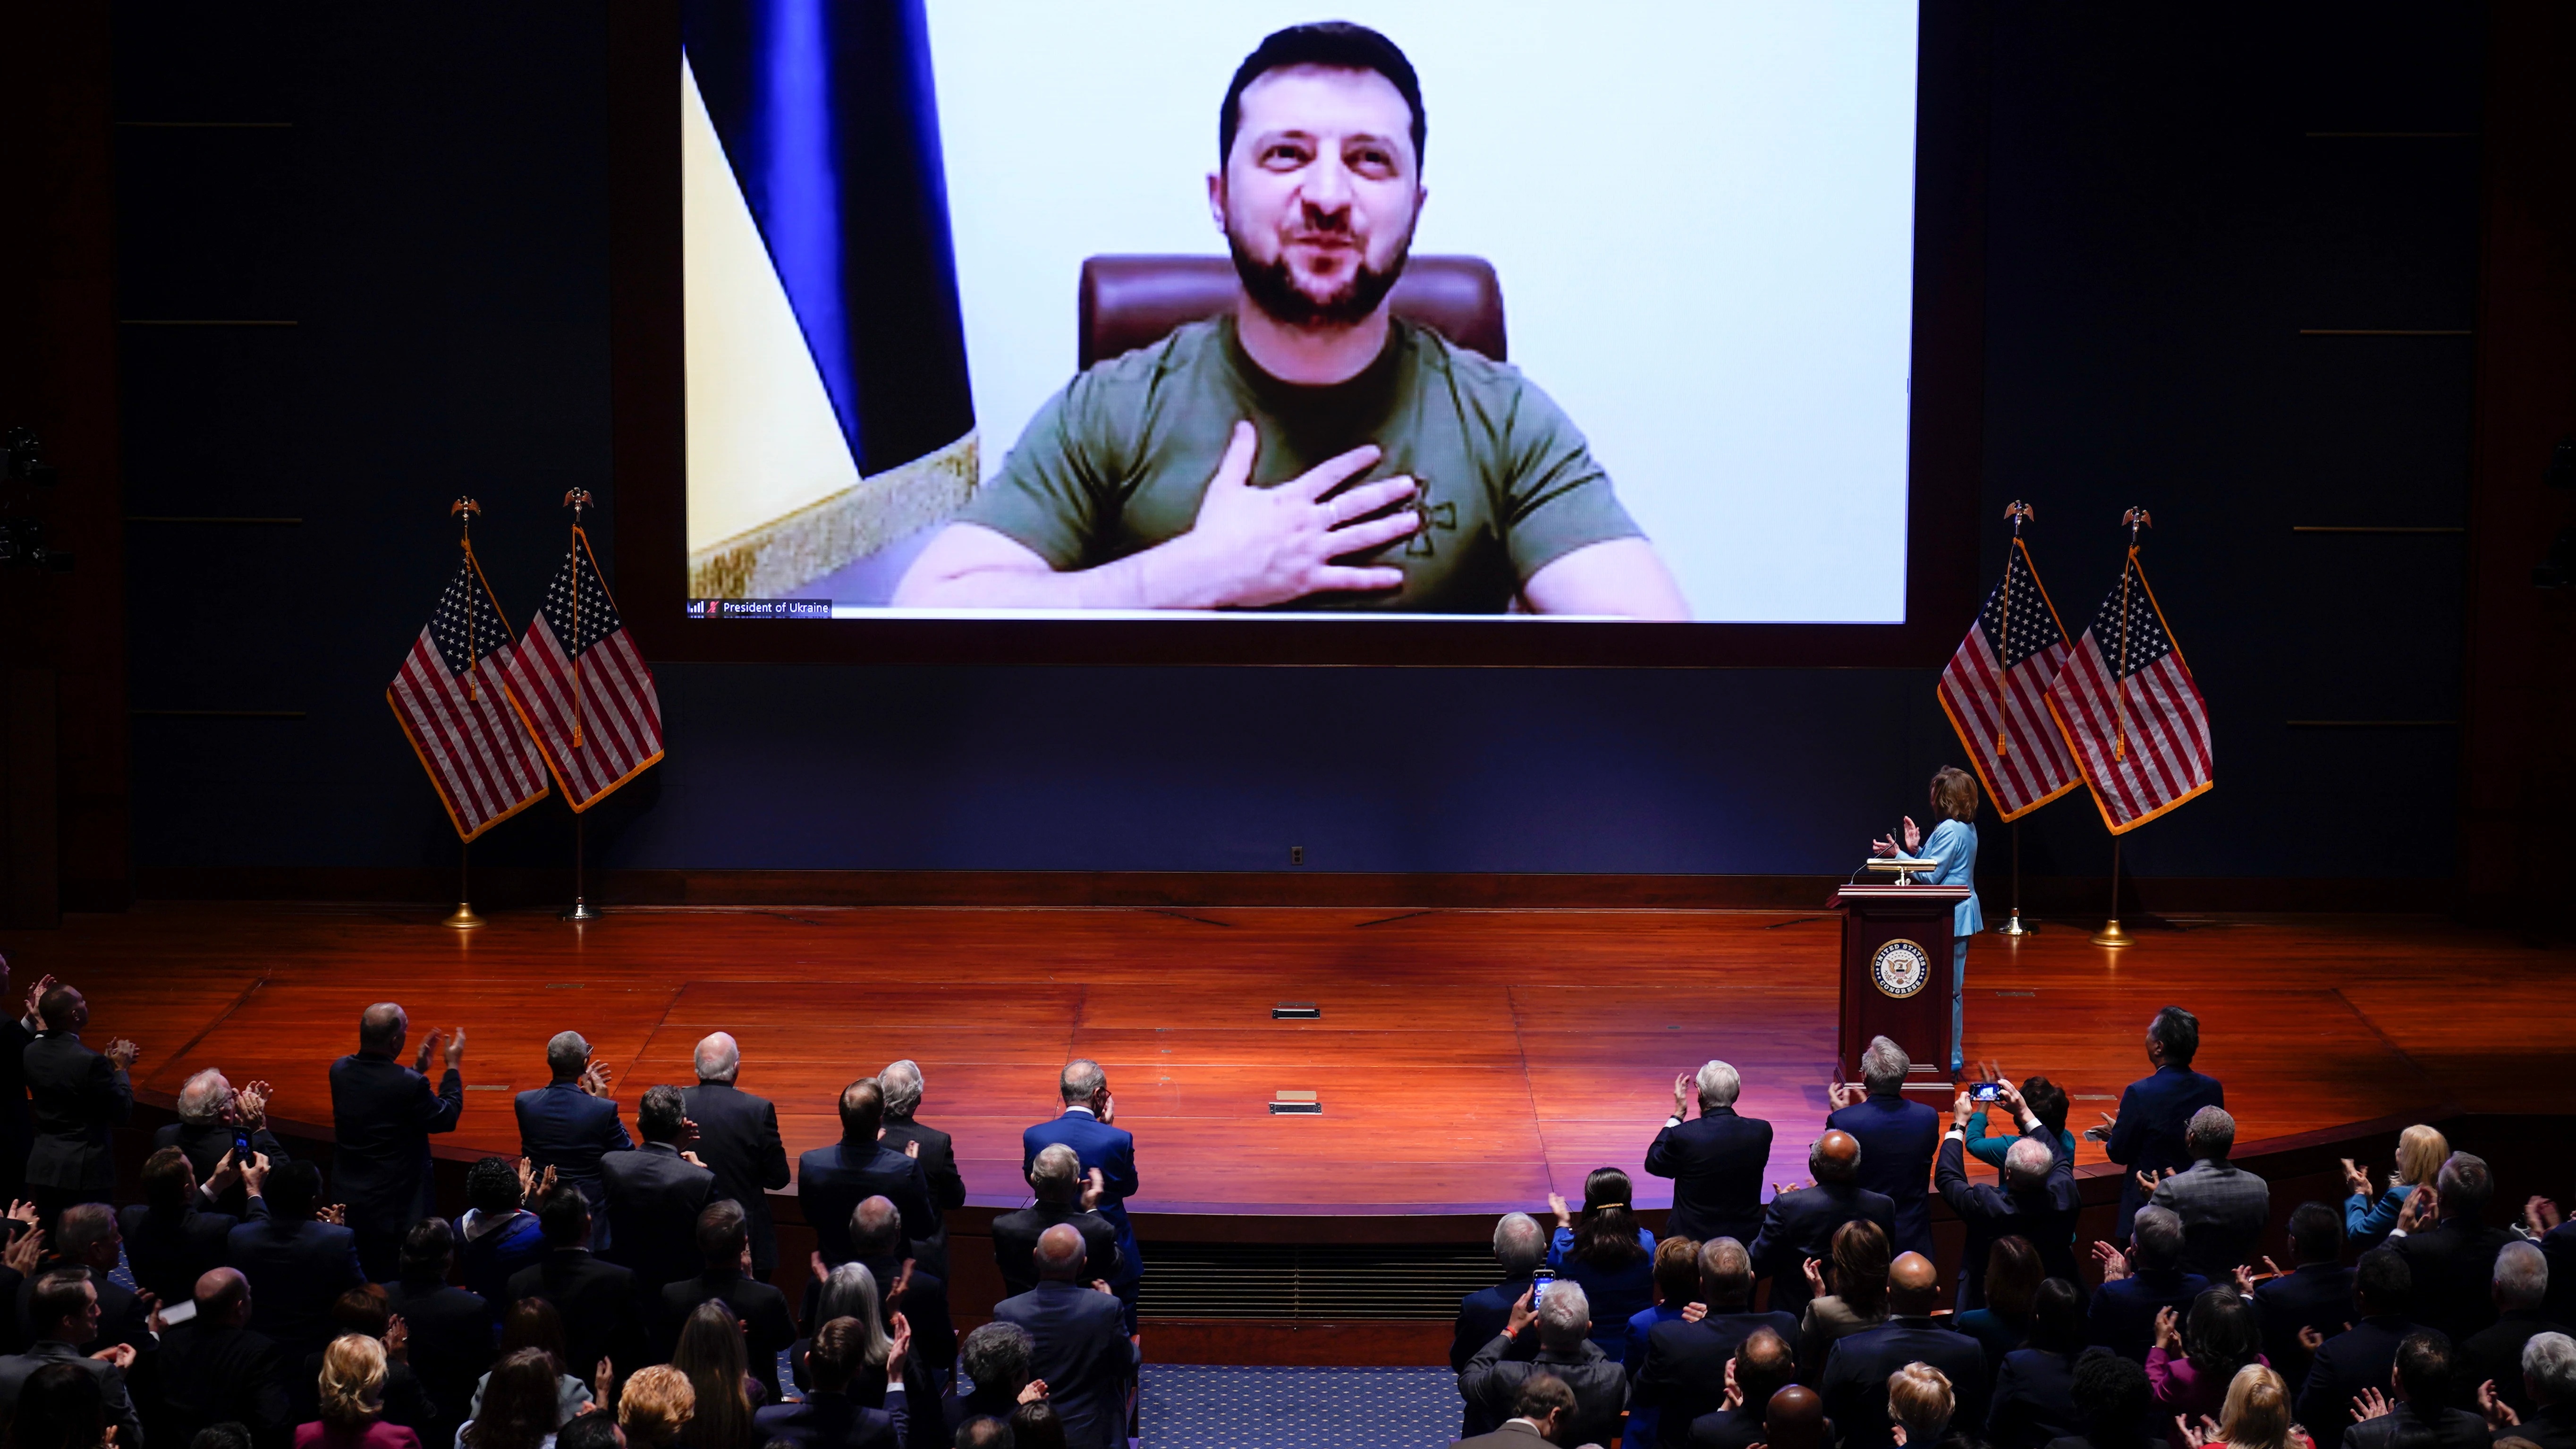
957,314,1643,612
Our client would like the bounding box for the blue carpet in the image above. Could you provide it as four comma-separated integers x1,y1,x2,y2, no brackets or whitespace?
1139,1364,1464,1448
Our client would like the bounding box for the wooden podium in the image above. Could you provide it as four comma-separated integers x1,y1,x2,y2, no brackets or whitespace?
1831,883,1972,1096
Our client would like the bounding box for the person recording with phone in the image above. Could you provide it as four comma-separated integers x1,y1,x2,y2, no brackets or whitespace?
1869,767,1983,1075
157,1069,287,1219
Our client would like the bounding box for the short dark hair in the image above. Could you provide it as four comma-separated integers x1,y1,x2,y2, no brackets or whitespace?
16,1361,107,1449
2149,1006,2200,1067
30,1269,92,1333
330,1285,391,1338
191,1424,257,1449
953,1419,1010,1449
2288,1201,2343,1264
2020,1076,2070,1138
144,1146,195,1212
556,1414,623,1449
266,1160,322,1219
2071,1348,2152,1444
1513,1371,1576,1424
36,985,81,1030
468,1156,525,1217
536,1184,590,1247
1219,22,1425,170
807,1316,866,1394
2029,1278,2085,1355
2438,1152,2494,1217
837,1079,885,1144
401,1218,456,1280
638,1084,687,1143
2395,1329,2456,1407
696,1200,749,1265
2357,1247,2413,1316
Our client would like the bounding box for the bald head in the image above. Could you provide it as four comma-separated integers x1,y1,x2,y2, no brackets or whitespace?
1888,1251,1939,1315
195,1268,249,1323
1034,1223,1086,1281
1766,1385,1828,1449
1812,1130,1862,1184
359,1003,407,1052
693,1032,741,1084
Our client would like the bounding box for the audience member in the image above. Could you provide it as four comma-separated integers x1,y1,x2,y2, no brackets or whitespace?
659,1203,794,1404
1938,1080,2081,1306
1749,1130,1896,1322
1888,1361,1956,1446
874,1061,963,1282
2248,1202,2356,1381
1461,1280,1624,1449
2347,1128,2448,1254
2477,1331,2576,1449
1681,1325,1796,1449
1820,1252,1991,1449
1635,1237,1800,1446
2393,1153,2514,1345
753,1317,903,1449
1801,1220,1896,1383
784,1267,892,1403
1763,1384,1832,1449
2343,1330,2485,1449
670,1303,764,1449
382,1220,492,1449
1456,1213,1546,1385
1965,1075,2077,1176
600,1088,717,1301
0,1269,144,1447
25,1204,150,1354
8,1362,116,1449
2298,1248,2421,1449
2059,1348,2160,1449
952,1417,1010,1449
2462,1243,2562,1419
843,1196,954,1390
506,1186,648,1384
1623,1236,1701,1449
1988,1279,2087,1449
2098,1007,2224,1242
615,1364,695,1449
155,1071,285,1219
228,1161,366,1359
1646,1061,1773,1248
1003,1400,1065,1449
2149,1108,2271,1281
458,1160,549,1330
989,1226,1129,1449
466,1347,583,1449
2089,1207,2212,1364
298,1334,420,1449
799,1083,937,1273
1544,1167,1657,1360
991,1148,1123,1302
23,985,138,1222
1021,1062,1139,1334
155,1268,294,1449
514,1034,630,1234
941,1323,1035,1442
195,1422,260,1449
2184,1364,2298,1449
0,958,37,1205
123,1145,266,1307
2146,1289,2266,1447
330,1005,464,1280
555,1417,618,1449
1956,1237,2046,1368
680,1035,789,1282
2530,1195,2576,1330
293,1289,433,1437
1454,1371,1575,1449
467,1301,595,1426
1828,1038,1942,1257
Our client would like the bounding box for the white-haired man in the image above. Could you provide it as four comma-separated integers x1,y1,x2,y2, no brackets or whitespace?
681,1031,789,1278
1935,1077,2081,1308
876,1059,963,1280
1646,1060,1773,1246
2478,1330,2576,1449
1463,1279,1627,1448
152,1068,283,1217
1828,1036,1941,1257
1454,1212,1547,1438
2464,1241,2559,1419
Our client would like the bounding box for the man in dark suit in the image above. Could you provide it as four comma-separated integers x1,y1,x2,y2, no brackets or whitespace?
661,1201,796,1402
1645,1059,1772,1248
2298,1248,2421,1449
0,1269,144,1447
598,1085,716,1300
682,1032,790,1281
799,1078,938,1269
1684,1326,1799,1449
0,957,40,1203
1935,1083,2082,1307
1820,1251,1991,1449
842,1195,954,1387
154,1069,285,1219
1456,1373,1577,1449
23,984,137,1223
120,1145,266,1309
2098,1006,2224,1241
1452,1212,1546,1436
2462,1242,2561,1418
1986,1282,2084,1449
19,1205,150,1355
2483,1331,2576,1449
1635,1237,1800,1446
330,1003,465,1280
2347,1329,2491,1449
2148,1106,2271,1280
1459,1280,1627,1449
754,1313,905,1449
225,1160,365,1360
507,1184,649,1383
993,1144,1125,1300
2254,1202,2359,1384
991,1225,1132,1449
514,1032,630,1232
382,1219,491,1449
876,1059,963,1281
1826,1037,1941,1257
2088,1205,2210,1363
2396,1152,2516,1345
1749,1129,1895,1320
155,1268,294,1449
1025,1059,1142,1335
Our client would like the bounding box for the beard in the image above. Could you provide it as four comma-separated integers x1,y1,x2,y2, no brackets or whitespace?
1227,214,1413,331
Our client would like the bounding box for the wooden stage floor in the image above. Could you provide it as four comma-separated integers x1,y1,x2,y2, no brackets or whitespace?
12,902,2567,1218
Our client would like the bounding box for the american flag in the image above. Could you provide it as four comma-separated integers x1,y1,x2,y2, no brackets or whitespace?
499,528,664,811
387,548,551,840
2045,551,2213,833
1936,538,2083,821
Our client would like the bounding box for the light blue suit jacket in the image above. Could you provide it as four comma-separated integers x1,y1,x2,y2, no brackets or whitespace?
1919,818,1983,936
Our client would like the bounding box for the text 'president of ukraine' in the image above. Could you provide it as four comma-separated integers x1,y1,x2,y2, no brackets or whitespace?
894,22,1690,618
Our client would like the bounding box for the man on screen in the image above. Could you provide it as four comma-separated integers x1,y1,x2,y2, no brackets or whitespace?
893,22,1689,617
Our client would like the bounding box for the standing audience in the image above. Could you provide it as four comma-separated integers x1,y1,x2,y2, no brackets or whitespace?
154,1070,282,1219
658,1203,793,1404
991,1147,1122,1302
797,1083,935,1272
873,1061,962,1281
298,1335,418,1449
457,1160,548,1330
155,1267,294,1449
1987,1278,2088,1449
2248,1202,2356,1382
990,1227,1128,1449
2099,1007,2225,1243
123,1145,266,1307
1818,1252,1990,1449
1937,1079,2081,1305
0,1269,144,1448
2393,1152,2514,1345
1623,1236,1701,1449
752,1317,903,1449
1543,1168,1657,1360
1646,1061,1773,1249
505,1186,647,1385
1829,1039,1941,1258
228,1161,366,1359
1460,1280,1626,1449
668,1303,762,1449
2299,1248,2421,1449
680,1035,788,1283
2343,1329,2487,1449
2091,1208,2213,1365
2347,1127,2448,1253
1022,1062,1140,1335
598,1088,717,1301
1635,1237,1799,1446
512,1035,627,1234
2145,1288,2267,1447
1749,1131,1895,1322
330,1005,464,1280
1801,1220,1896,1383
23,985,138,1223
2463,1242,2562,1420
1454,1212,1545,1437
2149,1108,2271,1281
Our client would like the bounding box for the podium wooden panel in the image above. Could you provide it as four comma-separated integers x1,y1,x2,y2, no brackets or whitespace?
1831,884,1971,1093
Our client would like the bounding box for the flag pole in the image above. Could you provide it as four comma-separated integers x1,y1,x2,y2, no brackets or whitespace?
562,812,596,923
2091,506,2152,949
560,488,600,924
443,497,485,931
1999,501,2034,939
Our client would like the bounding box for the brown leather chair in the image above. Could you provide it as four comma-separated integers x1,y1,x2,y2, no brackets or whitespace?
1076,254,1506,370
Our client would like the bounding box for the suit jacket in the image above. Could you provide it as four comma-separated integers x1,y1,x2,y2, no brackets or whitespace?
1023,1110,1140,1287
1747,1179,1897,1320
1828,1092,1943,1256
2460,1308,2565,1417
1454,1422,1554,1449
381,1278,491,1445
23,1032,132,1190
1453,1272,1536,1432
2344,1405,2492,1449
2088,1268,2211,1364
1822,1316,1992,1449
328,1051,463,1234
2298,1314,2419,1449
682,1082,791,1276
1462,1331,1627,1449
155,1316,295,1449
2150,1157,2272,1280
1635,1309,1801,1447
991,1281,1131,1449
992,1202,1126,1299
662,1270,796,1400
2253,1261,2356,1384
752,1389,902,1449
0,1339,144,1446
226,1215,367,1356
2496,1402,2576,1449
1987,1346,2082,1449
152,1119,288,1217
2543,1222,2576,1327
1644,1107,1773,1246
455,1209,548,1325
1934,1127,2083,1309
505,1248,650,1380
513,1081,631,1190
798,1141,939,1267
598,1141,717,1296
13,1256,151,1356
2395,1217,2516,1345
2104,1065,2224,1237
120,1195,266,1307
878,1115,962,1281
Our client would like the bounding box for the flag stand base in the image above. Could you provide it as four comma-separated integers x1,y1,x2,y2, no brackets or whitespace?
442,902,484,930
2090,917,2133,947
2000,909,2032,938
560,899,600,923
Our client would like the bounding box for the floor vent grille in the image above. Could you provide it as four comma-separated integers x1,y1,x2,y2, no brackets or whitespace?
1136,1241,1497,1320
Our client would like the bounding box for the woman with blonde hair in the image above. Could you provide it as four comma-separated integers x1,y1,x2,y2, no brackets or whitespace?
300,1334,422,1449
2343,1125,2447,1251
616,1367,697,1449
2177,1363,2299,1449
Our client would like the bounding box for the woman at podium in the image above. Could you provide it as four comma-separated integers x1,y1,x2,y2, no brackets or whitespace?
1872,767,1983,1073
